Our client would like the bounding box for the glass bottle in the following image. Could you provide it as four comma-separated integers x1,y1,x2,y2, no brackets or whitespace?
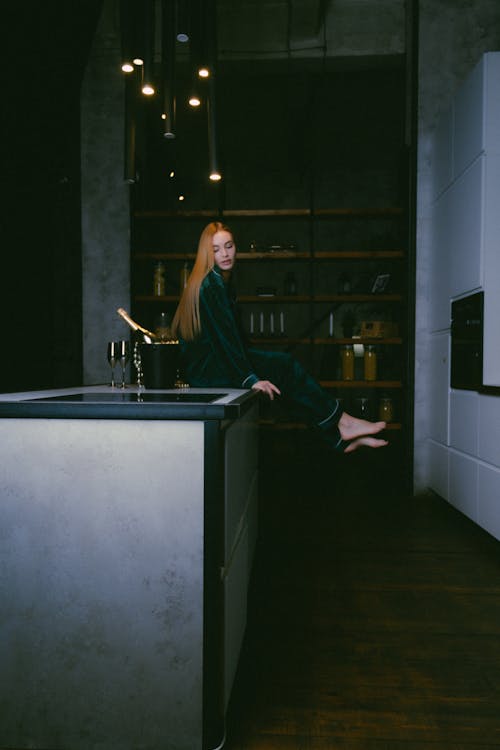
153,261,166,296
341,344,355,381
364,345,377,381
379,397,394,423
179,261,190,292
338,272,352,295
284,272,297,295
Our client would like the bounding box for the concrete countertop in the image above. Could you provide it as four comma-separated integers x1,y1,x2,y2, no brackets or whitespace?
0,385,258,421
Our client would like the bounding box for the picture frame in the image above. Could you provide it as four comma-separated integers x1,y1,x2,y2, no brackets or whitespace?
371,273,391,294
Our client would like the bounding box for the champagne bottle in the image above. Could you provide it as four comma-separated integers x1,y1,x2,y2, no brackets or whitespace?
116,308,159,344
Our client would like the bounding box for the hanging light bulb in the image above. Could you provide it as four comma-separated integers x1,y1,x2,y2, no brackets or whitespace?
198,66,210,79
161,0,176,138
175,0,190,42
188,94,201,107
141,0,155,97
120,1,139,75
207,75,222,182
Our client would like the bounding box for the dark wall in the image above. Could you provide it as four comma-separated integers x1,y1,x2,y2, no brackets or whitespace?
2,1,102,392
133,57,406,213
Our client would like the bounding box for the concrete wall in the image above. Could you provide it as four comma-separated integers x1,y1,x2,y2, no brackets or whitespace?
81,0,130,385
414,0,500,492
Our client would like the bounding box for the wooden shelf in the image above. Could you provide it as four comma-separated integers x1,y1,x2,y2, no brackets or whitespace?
238,294,403,303
135,295,180,303
134,294,403,304
133,207,404,219
259,420,402,431
313,207,404,218
313,337,403,345
313,251,404,259
132,250,405,261
319,380,403,388
134,253,198,261
249,337,403,345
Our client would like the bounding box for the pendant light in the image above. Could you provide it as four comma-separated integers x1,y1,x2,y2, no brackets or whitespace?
161,0,176,138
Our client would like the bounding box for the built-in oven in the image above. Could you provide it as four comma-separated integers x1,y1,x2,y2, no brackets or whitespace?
450,291,484,390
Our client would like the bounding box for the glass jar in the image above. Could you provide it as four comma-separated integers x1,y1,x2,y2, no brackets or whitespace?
153,261,166,296
355,396,372,419
364,345,377,381
379,397,394,423
155,312,171,341
341,344,355,380
179,261,190,292
284,272,297,295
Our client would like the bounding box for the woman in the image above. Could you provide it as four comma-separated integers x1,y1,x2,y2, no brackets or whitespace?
171,222,388,453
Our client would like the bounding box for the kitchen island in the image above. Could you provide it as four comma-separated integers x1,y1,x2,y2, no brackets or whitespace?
0,386,259,750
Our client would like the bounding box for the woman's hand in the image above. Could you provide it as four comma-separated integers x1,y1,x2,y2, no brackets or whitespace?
251,380,281,400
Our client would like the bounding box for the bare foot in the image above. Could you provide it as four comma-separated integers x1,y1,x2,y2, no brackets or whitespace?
338,412,388,453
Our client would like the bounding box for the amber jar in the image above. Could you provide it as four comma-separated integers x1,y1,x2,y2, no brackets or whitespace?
364,345,377,381
341,345,355,380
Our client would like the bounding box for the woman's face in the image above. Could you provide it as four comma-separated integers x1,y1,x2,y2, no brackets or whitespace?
212,230,236,274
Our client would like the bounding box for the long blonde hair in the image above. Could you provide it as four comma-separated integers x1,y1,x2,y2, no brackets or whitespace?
171,221,232,341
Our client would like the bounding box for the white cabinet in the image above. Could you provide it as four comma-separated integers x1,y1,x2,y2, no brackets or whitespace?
477,464,500,540
478,395,500,466
449,390,479,457
426,53,500,537
428,332,450,443
453,52,500,171
428,440,449,500
449,450,478,523
448,156,483,298
482,153,500,385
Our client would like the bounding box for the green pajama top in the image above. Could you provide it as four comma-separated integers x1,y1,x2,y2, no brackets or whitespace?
179,268,260,389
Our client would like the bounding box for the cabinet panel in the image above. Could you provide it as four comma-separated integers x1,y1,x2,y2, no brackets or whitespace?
449,156,484,298
427,440,449,500
483,53,500,156
478,395,500,467
477,464,500,543
448,450,478,523
428,332,449,444
453,57,485,175
449,389,479,457
453,52,500,176
482,154,500,386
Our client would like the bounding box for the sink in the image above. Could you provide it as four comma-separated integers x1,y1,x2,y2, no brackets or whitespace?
27,392,227,404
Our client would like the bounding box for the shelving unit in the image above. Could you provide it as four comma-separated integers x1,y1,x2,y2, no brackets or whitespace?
131,206,407,432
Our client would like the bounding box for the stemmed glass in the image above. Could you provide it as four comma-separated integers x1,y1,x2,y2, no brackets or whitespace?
107,341,119,388
118,340,130,388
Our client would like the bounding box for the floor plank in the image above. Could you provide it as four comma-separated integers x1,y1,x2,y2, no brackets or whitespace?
225,436,500,749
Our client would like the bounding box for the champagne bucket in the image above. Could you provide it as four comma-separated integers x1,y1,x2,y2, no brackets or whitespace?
139,342,180,388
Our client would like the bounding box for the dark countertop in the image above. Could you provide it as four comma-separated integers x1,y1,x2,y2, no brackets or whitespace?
0,386,258,421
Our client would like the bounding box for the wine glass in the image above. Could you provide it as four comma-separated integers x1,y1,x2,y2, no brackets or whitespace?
118,340,130,388
107,341,119,387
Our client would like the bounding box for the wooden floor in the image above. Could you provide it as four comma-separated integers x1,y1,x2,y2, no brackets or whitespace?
224,433,500,749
